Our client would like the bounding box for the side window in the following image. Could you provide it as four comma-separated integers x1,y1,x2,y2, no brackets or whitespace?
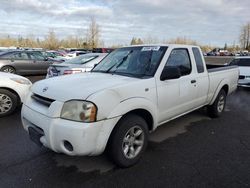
13,52,29,60
165,49,192,76
192,47,204,73
29,52,45,60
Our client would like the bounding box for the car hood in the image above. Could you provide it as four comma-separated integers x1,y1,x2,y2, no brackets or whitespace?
0,72,30,80
32,72,138,102
239,66,250,75
52,63,88,69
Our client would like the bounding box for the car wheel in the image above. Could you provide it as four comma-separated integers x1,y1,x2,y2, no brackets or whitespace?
108,114,148,167
1,66,16,74
207,89,226,118
0,89,18,117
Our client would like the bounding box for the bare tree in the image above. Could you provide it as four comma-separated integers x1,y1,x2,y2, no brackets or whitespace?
240,22,250,50
86,17,100,49
43,30,60,50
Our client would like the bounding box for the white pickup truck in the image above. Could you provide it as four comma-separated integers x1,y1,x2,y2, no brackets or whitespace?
21,44,238,167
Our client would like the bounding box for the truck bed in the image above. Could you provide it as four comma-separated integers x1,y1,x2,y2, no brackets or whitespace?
206,64,237,73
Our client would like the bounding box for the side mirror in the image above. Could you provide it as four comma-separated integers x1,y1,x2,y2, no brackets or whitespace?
44,57,48,61
93,63,98,68
160,66,181,81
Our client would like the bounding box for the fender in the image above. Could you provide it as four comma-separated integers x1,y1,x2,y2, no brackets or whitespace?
108,97,158,129
209,78,229,105
0,86,22,103
94,97,158,154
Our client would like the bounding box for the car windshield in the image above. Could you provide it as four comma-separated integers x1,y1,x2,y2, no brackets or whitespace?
230,59,250,66
65,54,98,64
92,46,167,78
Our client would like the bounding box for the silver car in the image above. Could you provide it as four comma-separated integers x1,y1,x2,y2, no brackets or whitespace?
46,53,108,78
0,50,58,75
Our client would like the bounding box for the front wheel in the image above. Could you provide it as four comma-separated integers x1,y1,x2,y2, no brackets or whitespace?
207,89,226,118
108,114,148,167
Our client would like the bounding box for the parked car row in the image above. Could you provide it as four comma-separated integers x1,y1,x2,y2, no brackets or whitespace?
0,48,113,75
204,48,250,57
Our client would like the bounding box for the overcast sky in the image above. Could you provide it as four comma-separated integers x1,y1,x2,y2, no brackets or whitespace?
0,0,249,47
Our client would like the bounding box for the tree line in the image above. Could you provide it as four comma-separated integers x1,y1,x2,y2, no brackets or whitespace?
0,19,249,52
0,17,101,50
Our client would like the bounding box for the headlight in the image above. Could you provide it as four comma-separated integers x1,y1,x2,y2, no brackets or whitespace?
10,78,31,85
61,100,97,123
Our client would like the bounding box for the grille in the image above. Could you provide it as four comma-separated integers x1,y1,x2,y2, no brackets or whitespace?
31,94,55,107
239,75,245,79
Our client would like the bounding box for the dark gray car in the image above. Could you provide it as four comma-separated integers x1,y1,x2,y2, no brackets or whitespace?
0,50,58,75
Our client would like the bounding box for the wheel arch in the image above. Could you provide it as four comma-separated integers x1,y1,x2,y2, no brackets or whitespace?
0,87,21,105
209,79,229,105
0,65,16,73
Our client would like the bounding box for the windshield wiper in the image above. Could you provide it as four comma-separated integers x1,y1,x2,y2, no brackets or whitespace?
105,50,133,73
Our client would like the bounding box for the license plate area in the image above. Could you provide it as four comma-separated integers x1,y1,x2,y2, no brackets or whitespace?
28,126,44,147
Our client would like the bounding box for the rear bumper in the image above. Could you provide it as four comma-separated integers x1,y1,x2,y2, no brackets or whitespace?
21,104,120,156
238,79,250,87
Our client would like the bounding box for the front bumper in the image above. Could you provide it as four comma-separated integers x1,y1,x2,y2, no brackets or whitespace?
21,104,120,156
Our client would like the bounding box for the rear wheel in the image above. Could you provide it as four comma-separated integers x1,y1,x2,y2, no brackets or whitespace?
1,66,16,74
108,114,148,167
207,89,226,118
0,89,18,117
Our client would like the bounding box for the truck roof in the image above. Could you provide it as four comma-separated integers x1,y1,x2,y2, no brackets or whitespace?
235,56,250,59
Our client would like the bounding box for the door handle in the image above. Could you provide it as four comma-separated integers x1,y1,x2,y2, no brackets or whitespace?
191,80,196,84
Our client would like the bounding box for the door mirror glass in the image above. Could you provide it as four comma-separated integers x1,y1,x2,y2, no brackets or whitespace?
160,66,181,81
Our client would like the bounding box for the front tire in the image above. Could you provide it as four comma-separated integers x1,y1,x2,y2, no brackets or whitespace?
0,89,18,117
207,89,226,118
108,114,149,167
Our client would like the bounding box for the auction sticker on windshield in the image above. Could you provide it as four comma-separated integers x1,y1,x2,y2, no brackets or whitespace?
141,46,160,51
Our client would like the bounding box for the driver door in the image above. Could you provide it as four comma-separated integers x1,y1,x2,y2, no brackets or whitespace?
156,48,198,123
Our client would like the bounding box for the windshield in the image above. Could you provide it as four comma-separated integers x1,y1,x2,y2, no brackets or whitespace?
65,54,98,64
92,46,167,78
230,59,250,66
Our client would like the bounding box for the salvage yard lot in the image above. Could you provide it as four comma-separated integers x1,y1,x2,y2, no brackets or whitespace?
0,57,250,187
1,87,250,187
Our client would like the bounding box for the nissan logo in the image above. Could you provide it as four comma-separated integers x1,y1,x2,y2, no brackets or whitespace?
43,87,48,92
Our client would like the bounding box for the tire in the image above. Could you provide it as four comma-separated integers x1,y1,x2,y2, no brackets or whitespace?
108,114,149,167
1,66,16,74
207,89,226,118
0,89,18,117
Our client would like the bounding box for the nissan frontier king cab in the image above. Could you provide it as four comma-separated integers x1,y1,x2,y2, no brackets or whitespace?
21,44,239,167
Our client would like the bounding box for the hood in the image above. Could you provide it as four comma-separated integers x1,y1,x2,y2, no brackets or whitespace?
0,72,29,80
52,63,87,69
239,66,250,76
32,72,138,102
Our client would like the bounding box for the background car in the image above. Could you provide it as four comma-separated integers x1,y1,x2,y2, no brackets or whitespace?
229,56,250,87
0,72,32,117
0,50,60,75
46,53,108,78
64,51,89,60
